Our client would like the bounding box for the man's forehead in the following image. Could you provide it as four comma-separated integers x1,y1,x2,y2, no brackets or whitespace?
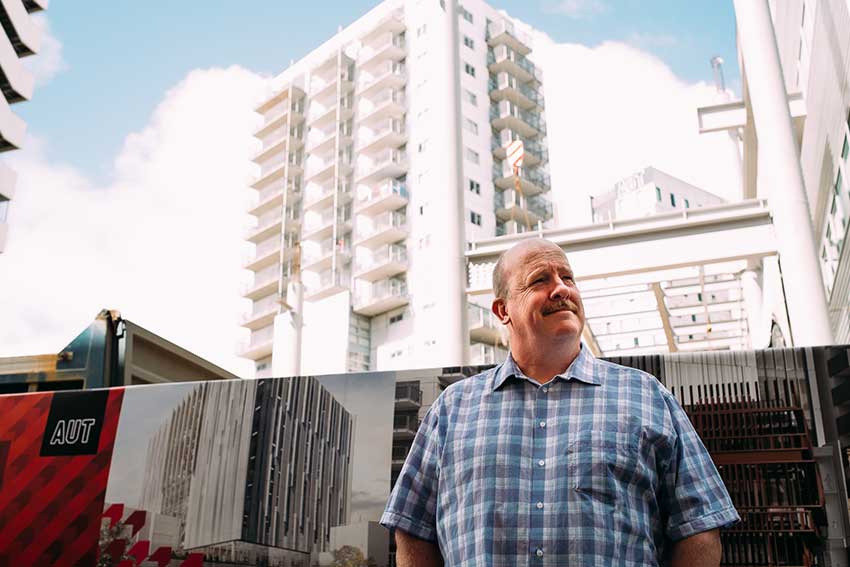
506,240,571,272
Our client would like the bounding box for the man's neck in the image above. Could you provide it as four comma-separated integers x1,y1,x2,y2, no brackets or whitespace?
511,337,581,385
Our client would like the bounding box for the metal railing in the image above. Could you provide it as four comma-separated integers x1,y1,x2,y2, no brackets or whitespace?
490,100,546,134
355,244,407,274
356,180,408,208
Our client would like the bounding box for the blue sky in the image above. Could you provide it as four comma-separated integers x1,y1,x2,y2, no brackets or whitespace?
22,0,739,184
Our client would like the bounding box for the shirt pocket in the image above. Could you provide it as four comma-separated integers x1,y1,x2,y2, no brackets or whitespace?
567,430,640,506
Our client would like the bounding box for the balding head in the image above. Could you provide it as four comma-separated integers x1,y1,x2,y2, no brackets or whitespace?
492,239,567,300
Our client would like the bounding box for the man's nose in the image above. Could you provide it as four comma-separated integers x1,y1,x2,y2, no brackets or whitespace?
550,278,570,299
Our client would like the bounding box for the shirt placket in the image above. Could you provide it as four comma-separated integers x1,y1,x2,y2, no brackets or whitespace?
530,380,550,563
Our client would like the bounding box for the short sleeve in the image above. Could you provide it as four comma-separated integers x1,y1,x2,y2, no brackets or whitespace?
380,394,445,542
659,390,741,541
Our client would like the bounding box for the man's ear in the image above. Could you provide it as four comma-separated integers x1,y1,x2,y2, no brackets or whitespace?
492,298,509,324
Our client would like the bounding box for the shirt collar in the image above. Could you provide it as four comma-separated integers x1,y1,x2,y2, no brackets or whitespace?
491,342,602,391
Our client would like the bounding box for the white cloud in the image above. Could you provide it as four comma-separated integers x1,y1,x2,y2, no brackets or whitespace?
542,0,608,18
23,14,67,87
0,66,267,378
625,32,679,48
533,36,742,227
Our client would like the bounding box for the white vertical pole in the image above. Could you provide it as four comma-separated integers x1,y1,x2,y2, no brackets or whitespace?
733,0,833,346
441,0,469,365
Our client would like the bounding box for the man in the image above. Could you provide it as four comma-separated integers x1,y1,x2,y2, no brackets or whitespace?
381,238,740,566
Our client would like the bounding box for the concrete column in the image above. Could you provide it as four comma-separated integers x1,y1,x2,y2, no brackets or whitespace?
273,280,304,376
440,0,469,365
740,264,764,349
733,0,833,346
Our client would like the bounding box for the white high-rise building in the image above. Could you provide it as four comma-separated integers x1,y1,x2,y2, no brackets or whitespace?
0,0,48,252
590,166,725,223
240,0,550,377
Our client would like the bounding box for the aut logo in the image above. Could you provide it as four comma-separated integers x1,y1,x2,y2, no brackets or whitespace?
49,418,97,446
41,390,109,457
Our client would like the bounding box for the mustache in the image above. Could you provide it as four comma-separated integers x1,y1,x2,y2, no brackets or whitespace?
542,299,580,316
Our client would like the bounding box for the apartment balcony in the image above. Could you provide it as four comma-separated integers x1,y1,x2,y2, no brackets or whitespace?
303,183,336,212
361,32,406,70
245,205,300,243
253,132,287,165
255,88,305,137
469,343,508,366
360,89,406,125
359,61,406,96
354,210,408,249
490,100,546,138
303,240,352,273
304,152,354,185
251,153,303,191
309,65,355,101
468,303,502,345
305,270,350,302
302,208,353,242
395,383,422,411
355,180,408,216
488,72,544,111
487,45,542,86
356,148,408,184
354,277,408,316
492,162,551,196
248,180,299,216
354,244,407,282
239,326,275,360
305,126,336,155
393,413,420,440
486,19,532,56
494,189,553,225
241,264,281,300
240,293,281,331
357,118,406,154
491,130,547,168
361,12,405,43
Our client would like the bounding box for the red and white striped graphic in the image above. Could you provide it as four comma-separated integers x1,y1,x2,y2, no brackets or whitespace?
507,139,524,169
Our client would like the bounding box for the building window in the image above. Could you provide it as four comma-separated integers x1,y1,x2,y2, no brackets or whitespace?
835,170,843,195
463,89,477,105
463,36,474,49
461,7,473,23
691,314,696,322
633,337,639,347
463,118,478,135
465,147,479,164
389,312,404,324
419,235,431,248
670,193,676,207
684,199,690,209
470,211,482,225
417,24,427,37
843,134,849,163
0,195,8,223
469,179,481,194
655,186,662,202
418,141,427,153
464,63,476,77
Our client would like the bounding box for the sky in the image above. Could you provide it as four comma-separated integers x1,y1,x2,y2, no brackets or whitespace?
1,0,743,377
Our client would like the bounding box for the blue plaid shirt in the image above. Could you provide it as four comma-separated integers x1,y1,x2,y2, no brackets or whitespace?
381,345,740,566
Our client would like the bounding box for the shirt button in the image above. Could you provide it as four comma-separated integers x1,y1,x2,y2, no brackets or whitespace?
538,459,545,467
539,421,546,428
536,501,544,509
536,548,544,557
